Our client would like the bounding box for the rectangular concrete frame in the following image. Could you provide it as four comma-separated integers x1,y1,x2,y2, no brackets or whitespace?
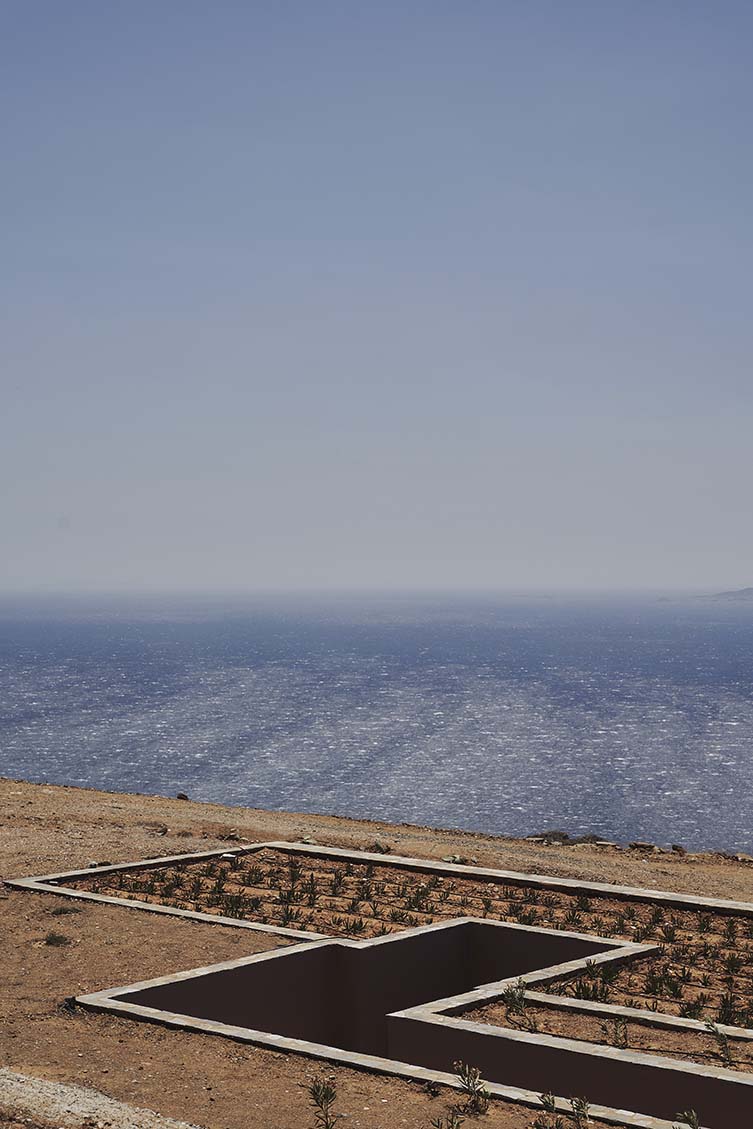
5,845,330,940
9,839,753,940
12,841,753,1128
78,917,679,1129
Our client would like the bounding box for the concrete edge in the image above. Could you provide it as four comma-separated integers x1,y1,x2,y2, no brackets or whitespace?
72,996,686,1129
11,838,753,919
74,919,681,1129
513,989,753,1041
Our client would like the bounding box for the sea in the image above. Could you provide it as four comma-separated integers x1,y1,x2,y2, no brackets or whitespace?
1,591,752,854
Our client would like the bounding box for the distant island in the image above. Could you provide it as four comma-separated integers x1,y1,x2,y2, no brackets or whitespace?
705,587,753,602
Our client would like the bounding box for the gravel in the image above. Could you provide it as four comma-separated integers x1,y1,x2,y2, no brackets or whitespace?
0,1070,204,1129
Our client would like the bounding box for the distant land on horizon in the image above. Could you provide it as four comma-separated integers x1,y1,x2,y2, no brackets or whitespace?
705,587,753,602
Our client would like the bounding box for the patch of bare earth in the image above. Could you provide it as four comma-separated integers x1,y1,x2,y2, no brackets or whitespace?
4,777,753,1127
68,847,753,1030
465,997,753,1072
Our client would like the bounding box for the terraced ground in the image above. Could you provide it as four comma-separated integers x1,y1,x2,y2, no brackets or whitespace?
68,845,753,1047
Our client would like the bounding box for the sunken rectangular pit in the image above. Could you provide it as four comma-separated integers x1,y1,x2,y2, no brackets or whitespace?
81,918,616,1059
14,841,753,1127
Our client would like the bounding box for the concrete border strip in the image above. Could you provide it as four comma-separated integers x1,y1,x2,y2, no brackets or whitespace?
76,917,679,1129
8,839,753,945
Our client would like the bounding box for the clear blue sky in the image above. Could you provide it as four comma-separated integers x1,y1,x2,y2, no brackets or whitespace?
2,1,752,591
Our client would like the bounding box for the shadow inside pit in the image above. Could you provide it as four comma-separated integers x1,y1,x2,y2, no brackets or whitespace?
120,921,608,1056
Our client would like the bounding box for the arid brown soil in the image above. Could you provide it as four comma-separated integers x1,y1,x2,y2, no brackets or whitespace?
4,776,753,1128
465,996,753,1072
68,846,753,1029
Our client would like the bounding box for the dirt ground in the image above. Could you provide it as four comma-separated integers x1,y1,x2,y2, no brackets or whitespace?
3,777,753,1129
466,996,753,1071
68,846,753,1030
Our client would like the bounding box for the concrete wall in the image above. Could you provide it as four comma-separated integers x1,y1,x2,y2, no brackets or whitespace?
387,1013,753,1128
121,922,610,1058
124,945,342,1047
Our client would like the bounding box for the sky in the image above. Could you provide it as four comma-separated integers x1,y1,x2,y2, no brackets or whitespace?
2,1,752,592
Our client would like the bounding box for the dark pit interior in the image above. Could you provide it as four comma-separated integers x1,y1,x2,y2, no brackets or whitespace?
119,921,609,1056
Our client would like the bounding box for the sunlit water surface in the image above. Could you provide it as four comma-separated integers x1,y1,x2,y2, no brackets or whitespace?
1,593,752,852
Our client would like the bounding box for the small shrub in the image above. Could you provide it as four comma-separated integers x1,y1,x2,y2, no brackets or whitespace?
452,1061,489,1115
43,931,71,946
599,1016,628,1048
306,1077,342,1129
679,996,706,1020
531,1093,564,1129
532,1093,591,1129
570,1097,590,1128
570,977,610,1003
705,1021,734,1067
501,980,538,1032
716,992,739,1026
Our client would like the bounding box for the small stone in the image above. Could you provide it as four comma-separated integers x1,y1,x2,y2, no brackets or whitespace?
176,792,189,801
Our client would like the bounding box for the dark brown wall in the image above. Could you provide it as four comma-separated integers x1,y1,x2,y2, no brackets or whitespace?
465,921,608,985
120,922,610,1058
387,1013,753,1128
339,923,609,1055
124,945,343,1046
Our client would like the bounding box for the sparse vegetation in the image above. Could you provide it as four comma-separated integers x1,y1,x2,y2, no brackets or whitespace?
42,930,71,946
306,1077,342,1129
673,1112,700,1129
452,1061,489,1115
501,980,538,1032
599,1016,628,1048
705,1020,734,1067
531,1093,590,1129
430,1114,465,1129
65,844,753,1078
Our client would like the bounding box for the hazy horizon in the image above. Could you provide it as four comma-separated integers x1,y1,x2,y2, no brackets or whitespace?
4,2,752,592
0,584,746,601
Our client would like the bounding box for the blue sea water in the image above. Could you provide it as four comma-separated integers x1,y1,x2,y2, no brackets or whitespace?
1,592,752,853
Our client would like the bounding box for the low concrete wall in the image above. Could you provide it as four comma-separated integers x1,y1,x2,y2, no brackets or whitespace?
119,921,610,1058
387,1012,753,1127
124,944,342,1047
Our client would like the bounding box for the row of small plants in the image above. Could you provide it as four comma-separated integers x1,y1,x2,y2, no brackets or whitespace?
71,849,753,1025
490,978,751,1071
305,1062,703,1129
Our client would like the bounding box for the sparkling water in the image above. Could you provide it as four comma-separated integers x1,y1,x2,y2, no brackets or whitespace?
1,592,751,853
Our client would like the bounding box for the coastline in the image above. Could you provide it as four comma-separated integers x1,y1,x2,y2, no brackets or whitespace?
3,775,753,900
